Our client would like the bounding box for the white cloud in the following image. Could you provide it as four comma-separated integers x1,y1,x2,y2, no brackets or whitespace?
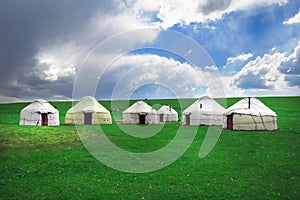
133,0,287,29
227,41,300,96
280,41,300,74
33,43,79,81
90,9,156,39
31,2,159,91
228,0,286,11
95,54,225,99
204,65,218,71
222,53,254,75
231,52,284,89
227,53,253,63
283,9,300,25
279,41,300,87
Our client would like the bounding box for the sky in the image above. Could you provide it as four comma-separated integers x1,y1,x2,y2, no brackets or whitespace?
0,0,299,102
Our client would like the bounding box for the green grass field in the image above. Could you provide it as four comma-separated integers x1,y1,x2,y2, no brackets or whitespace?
0,97,299,199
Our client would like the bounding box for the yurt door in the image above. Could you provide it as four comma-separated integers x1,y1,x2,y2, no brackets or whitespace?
139,114,146,124
227,114,233,129
84,113,92,125
185,114,190,126
41,113,48,126
160,114,164,122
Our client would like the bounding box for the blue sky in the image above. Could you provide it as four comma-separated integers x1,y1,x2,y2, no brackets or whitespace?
0,0,299,102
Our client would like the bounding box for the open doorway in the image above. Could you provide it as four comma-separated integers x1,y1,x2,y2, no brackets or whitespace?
185,114,190,126
159,114,164,122
41,113,48,126
227,114,233,129
139,114,146,124
84,113,93,125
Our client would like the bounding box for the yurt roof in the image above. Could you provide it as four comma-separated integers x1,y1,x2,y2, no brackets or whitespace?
158,105,177,114
225,97,277,116
123,101,157,114
67,96,110,113
21,99,58,114
183,96,225,114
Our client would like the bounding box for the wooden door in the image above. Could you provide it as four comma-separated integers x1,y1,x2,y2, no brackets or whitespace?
227,114,233,129
41,113,48,126
185,114,190,126
84,113,92,125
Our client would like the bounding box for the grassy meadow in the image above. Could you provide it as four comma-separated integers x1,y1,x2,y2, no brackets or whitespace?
0,97,299,199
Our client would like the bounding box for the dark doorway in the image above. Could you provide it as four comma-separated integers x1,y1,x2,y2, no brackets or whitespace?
160,114,164,122
139,114,146,124
185,114,190,126
41,113,48,126
84,113,93,125
227,114,233,129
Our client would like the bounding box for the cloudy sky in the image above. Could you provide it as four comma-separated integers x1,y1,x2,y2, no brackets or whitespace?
0,0,299,102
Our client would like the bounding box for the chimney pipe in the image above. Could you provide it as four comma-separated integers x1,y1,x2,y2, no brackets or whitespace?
248,97,251,109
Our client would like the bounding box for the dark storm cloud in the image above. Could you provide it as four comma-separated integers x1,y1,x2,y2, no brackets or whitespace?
3,63,75,100
0,0,114,100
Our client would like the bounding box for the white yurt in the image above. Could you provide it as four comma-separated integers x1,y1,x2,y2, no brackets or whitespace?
182,96,225,126
223,97,277,130
64,96,112,125
123,101,159,124
157,105,178,122
19,99,59,126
